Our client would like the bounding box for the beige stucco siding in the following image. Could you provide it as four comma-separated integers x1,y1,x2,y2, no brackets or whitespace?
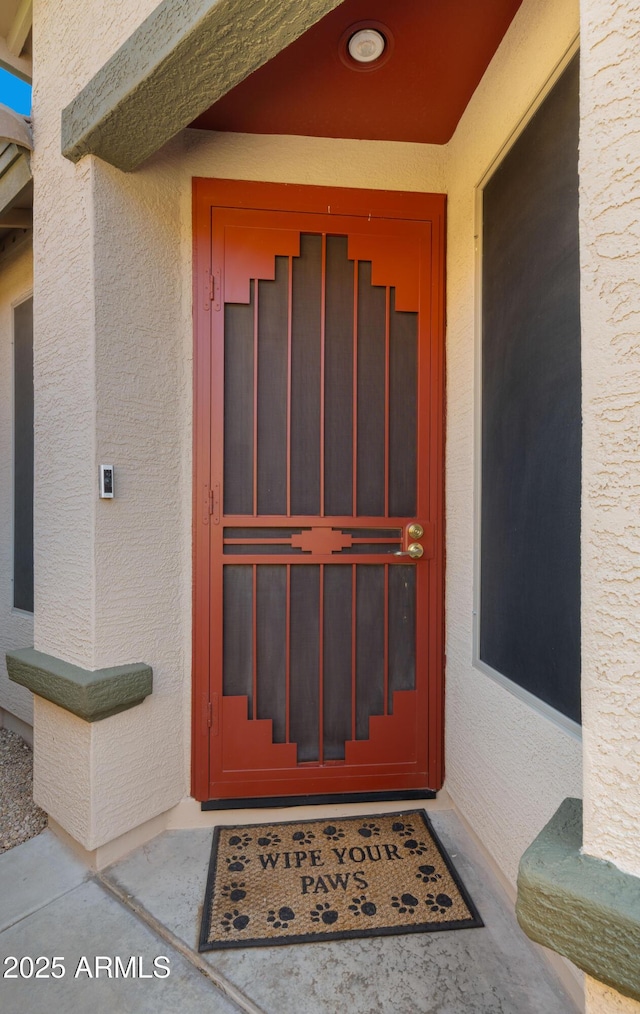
31,0,189,845
579,0,640,881
32,0,583,877
0,243,33,728
580,1,640,1009
444,0,582,885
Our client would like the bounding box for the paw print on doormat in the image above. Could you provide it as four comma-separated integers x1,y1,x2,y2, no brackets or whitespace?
321,825,345,842
221,881,247,903
227,832,252,849
225,854,250,873
348,895,377,917
425,892,454,914
310,902,339,925
402,838,428,856
256,832,281,847
220,909,250,933
391,821,415,838
357,822,380,838
267,906,296,929
291,829,315,846
391,893,419,915
415,864,442,885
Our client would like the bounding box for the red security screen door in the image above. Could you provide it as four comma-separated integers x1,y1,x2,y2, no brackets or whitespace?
193,180,445,802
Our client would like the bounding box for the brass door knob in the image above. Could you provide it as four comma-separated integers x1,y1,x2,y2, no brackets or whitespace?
408,523,424,539
394,542,424,559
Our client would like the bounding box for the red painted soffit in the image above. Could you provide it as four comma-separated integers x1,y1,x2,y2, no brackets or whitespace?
190,0,524,145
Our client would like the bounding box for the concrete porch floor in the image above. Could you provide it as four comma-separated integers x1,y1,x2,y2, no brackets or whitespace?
0,806,581,1013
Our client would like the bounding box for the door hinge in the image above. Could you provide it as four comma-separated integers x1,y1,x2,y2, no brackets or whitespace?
203,483,220,525
209,692,219,736
204,693,220,734
203,485,210,525
206,269,221,312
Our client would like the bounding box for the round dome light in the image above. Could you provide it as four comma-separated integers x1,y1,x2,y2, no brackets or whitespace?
347,28,386,64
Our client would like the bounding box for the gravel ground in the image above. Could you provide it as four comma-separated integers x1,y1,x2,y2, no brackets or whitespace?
0,727,47,853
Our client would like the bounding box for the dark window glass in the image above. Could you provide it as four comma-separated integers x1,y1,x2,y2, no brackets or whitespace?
481,55,581,723
14,297,34,613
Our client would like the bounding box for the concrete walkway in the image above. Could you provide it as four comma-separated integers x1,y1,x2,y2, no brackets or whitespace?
0,808,580,1013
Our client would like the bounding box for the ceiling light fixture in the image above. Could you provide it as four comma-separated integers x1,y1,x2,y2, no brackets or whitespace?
347,28,386,64
339,21,393,71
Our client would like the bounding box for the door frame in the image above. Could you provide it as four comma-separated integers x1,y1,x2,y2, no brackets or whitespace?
192,178,446,803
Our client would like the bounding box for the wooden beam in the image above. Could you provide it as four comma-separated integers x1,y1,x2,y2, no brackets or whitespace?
0,109,33,150
0,152,31,217
61,0,345,172
0,208,31,229
0,34,31,81
7,0,32,58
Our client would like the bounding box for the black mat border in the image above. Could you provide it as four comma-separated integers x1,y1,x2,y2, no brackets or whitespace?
198,809,483,952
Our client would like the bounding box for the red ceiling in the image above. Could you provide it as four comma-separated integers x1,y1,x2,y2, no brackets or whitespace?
191,0,524,145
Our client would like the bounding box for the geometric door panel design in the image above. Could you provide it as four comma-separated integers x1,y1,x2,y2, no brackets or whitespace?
192,180,445,802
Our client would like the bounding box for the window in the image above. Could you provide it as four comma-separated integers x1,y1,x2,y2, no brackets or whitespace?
480,54,581,724
14,296,33,613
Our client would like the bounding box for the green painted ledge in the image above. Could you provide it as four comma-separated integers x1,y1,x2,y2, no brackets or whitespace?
6,647,152,722
516,797,640,1003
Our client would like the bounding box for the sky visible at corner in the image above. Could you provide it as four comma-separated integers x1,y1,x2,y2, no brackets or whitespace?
0,67,31,115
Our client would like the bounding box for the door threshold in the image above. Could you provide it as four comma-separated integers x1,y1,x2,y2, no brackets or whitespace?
201,789,436,811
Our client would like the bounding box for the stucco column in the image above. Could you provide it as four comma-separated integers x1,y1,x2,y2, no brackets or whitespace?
580,1,640,1011
30,0,189,852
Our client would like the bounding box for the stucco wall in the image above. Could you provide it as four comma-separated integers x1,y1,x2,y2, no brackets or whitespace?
579,0,640,879
32,0,449,848
31,0,585,866
0,243,34,727
579,1,640,1010
31,0,188,847
585,980,640,1014
443,0,582,886
32,0,160,673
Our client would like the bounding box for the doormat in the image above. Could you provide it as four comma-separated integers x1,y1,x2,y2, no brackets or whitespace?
199,810,482,950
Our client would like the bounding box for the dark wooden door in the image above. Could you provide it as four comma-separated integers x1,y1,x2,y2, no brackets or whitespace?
193,180,445,802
